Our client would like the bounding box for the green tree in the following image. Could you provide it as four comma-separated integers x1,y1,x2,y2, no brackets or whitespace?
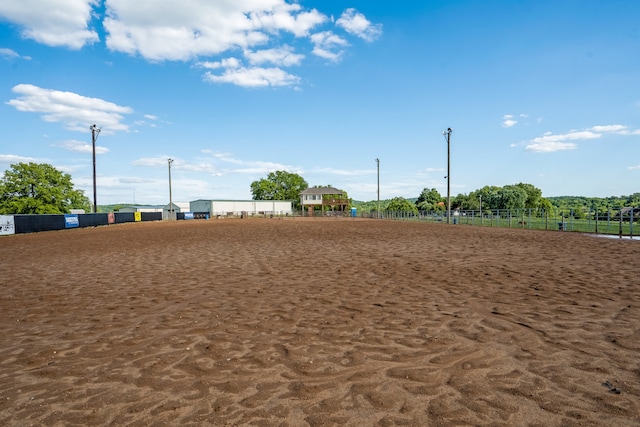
626,192,640,207
538,197,555,216
514,182,543,208
498,185,528,210
415,187,443,210
0,162,90,214
250,171,308,210
452,193,474,210
472,185,502,210
386,197,419,214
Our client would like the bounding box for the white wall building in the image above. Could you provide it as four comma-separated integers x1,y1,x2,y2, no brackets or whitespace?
189,200,292,217
118,205,164,213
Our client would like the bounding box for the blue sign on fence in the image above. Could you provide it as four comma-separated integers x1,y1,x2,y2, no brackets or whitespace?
184,212,194,220
64,214,79,228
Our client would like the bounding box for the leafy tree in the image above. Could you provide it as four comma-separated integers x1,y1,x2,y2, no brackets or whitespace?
498,185,528,210
472,185,502,210
386,197,418,214
538,198,555,215
452,193,474,210
0,162,90,214
626,192,640,206
250,171,308,210
514,182,543,208
415,188,443,210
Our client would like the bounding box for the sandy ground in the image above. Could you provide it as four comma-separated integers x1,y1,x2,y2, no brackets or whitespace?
0,218,639,426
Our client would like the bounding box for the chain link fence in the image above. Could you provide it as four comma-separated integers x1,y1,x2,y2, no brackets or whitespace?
371,208,639,238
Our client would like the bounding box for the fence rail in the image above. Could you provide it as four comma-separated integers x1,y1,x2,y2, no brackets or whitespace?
369,208,639,238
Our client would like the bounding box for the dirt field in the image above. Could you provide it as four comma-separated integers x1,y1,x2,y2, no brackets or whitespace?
1,218,639,426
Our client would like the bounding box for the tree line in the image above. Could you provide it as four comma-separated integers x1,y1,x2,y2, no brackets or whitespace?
1,163,638,216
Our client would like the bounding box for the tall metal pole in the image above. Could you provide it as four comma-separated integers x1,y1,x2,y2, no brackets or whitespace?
90,124,101,213
445,128,452,224
375,158,380,219
168,158,174,220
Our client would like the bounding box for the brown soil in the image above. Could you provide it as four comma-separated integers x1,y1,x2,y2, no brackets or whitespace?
1,218,639,426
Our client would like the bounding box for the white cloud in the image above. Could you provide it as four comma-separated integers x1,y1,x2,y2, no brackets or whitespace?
0,0,99,49
525,124,635,152
336,8,382,42
1,1,381,87
248,3,327,37
629,165,640,170
0,48,19,58
502,114,517,128
310,31,349,61
0,47,31,60
197,57,242,70
313,167,373,177
203,67,300,87
244,46,304,67
202,151,299,175
103,1,326,61
132,156,176,167
525,141,577,152
588,125,627,133
7,84,133,133
56,139,108,154
133,151,298,177
502,113,531,128
0,154,38,163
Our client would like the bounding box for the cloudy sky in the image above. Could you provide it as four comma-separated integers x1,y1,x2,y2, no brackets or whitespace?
1,0,639,205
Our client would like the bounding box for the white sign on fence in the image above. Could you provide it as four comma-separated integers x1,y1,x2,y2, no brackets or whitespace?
0,215,15,235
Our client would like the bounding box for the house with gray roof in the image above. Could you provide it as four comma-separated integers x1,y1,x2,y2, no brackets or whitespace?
300,187,349,216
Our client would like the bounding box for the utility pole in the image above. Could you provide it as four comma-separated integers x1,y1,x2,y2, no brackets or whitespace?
90,124,101,213
443,128,452,224
375,158,380,219
168,158,174,220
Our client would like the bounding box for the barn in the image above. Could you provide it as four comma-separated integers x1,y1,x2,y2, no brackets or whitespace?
163,202,191,220
189,200,293,217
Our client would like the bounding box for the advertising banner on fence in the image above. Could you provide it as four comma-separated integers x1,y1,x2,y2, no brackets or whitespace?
134,212,142,222
184,212,194,220
107,212,115,224
0,215,15,235
64,214,80,228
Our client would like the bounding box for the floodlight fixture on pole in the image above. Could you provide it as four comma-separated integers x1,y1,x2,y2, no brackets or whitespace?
375,158,380,219
168,158,174,220
90,124,101,213
443,128,452,224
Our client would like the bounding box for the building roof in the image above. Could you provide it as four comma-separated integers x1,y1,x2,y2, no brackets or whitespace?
300,187,345,195
190,199,293,203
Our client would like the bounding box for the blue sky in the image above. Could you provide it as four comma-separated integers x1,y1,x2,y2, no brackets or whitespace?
1,0,639,206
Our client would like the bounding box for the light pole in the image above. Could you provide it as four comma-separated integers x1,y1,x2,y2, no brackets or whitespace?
479,194,482,226
375,158,380,219
90,124,101,213
443,128,452,224
168,158,174,220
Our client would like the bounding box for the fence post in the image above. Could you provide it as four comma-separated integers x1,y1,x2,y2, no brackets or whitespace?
545,209,548,230
619,208,623,238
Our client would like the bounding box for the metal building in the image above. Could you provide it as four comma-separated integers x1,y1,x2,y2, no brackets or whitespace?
189,200,292,217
